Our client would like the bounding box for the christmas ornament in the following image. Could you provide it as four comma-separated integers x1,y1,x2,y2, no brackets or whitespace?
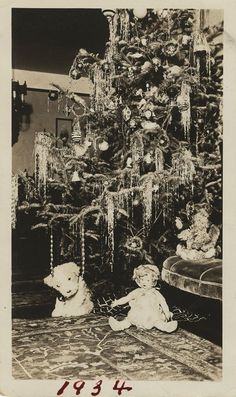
122,106,132,121
193,31,211,77
165,65,182,79
141,61,152,73
133,198,140,206
77,62,83,69
35,131,53,198
64,103,71,117
144,153,153,164
177,81,191,140
141,38,148,46
182,35,191,46
102,9,116,21
118,9,130,42
149,41,162,53
133,8,147,19
98,140,109,151
129,119,137,129
124,236,143,252
102,62,110,72
166,84,179,99
163,40,179,57
70,68,81,80
144,109,153,120
74,140,92,157
152,57,161,71
71,120,82,143
157,9,168,19
48,91,58,101
131,134,144,173
157,133,170,150
142,174,153,236
141,120,158,130
126,157,133,168
172,149,195,187
154,148,164,171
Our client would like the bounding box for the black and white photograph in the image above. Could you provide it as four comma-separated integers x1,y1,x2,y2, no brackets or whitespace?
2,2,236,396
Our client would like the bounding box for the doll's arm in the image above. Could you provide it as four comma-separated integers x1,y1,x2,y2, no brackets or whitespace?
155,291,172,320
111,289,140,308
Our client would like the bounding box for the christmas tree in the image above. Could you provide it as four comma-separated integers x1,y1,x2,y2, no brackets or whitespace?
14,9,223,285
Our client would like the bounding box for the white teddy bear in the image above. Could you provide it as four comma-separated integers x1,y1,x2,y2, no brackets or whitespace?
44,262,94,317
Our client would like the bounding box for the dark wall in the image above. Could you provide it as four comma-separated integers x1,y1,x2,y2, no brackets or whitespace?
12,8,108,74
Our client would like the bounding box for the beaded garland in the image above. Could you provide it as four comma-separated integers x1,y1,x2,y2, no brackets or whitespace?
11,175,18,229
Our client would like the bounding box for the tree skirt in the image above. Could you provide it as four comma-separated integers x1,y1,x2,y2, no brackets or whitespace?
12,314,222,381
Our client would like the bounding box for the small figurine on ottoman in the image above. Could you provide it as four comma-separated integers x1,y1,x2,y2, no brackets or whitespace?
44,262,94,317
176,206,220,261
109,264,177,333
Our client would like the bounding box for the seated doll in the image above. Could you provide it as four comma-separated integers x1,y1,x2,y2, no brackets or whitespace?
109,264,178,333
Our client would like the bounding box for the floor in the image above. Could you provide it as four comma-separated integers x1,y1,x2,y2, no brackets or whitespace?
12,313,222,381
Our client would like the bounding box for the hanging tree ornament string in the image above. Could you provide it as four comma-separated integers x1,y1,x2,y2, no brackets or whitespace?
50,225,54,276
80,218,85,276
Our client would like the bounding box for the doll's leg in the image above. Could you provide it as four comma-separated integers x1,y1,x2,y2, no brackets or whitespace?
109,316,131,331
154,320,178,333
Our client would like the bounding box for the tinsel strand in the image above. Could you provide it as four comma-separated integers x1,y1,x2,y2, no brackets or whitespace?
107,193,115,272
11,175,18,229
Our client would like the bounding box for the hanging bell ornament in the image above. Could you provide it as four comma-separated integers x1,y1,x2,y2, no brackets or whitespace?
48,91,58,101
98,140,109,151
133,8,147,19
71,170,80,183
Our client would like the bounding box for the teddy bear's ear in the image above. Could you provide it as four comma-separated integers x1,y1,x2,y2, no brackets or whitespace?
44,274,54,287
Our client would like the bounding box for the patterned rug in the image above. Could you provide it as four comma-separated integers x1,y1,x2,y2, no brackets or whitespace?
12,314,222,381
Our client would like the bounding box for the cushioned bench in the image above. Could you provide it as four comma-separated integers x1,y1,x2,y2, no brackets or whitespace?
161,256,222,301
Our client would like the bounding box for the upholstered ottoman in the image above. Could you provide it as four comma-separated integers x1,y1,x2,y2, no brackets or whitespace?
161,256,222,301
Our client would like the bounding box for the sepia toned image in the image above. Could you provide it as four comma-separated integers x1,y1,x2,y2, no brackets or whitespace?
11,7,223,384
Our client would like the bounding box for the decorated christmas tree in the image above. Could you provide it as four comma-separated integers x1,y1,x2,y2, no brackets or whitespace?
13,9,223,284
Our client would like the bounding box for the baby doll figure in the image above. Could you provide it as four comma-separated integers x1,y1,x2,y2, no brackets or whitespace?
109,264,178,333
